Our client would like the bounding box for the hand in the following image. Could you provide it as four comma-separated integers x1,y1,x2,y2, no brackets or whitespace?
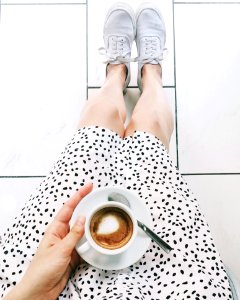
5,182,93,300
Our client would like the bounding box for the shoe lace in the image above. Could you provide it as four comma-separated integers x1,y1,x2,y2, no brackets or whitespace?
98,36,135,64
136,37,168,64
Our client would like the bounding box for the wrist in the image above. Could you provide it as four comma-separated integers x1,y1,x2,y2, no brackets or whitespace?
4,281,45,300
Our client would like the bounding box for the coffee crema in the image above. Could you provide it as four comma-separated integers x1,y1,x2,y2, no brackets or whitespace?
90,207,133,250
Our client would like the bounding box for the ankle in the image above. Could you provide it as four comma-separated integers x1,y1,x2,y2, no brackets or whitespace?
106,64,127,89
142,64,162,78
107,64,127,78
141,64,162,89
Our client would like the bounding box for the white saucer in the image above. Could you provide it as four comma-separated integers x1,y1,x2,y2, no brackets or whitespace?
71,186,152,270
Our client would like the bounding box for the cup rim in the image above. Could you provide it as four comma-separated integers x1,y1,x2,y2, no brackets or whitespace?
84,201,137,255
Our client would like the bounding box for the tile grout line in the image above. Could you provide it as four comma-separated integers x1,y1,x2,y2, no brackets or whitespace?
88,85,176,89
86,0,88,99
1,2,87,5
174,1,240,4
0,176,46,178
182,173,240,176
172,0,179,170
3,1,240,6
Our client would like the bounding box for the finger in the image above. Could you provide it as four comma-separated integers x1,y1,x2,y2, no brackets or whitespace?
60,215,86,256
64,182,93,212
56,182,93,223
40,223,68,249
45,183,93,236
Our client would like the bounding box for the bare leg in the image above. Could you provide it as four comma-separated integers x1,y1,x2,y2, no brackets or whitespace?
78,64,127,137
124,64,174,150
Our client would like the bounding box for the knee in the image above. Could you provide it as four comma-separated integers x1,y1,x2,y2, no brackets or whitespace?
84,99,121,122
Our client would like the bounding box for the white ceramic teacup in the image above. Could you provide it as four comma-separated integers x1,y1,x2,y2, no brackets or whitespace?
76,201,138,256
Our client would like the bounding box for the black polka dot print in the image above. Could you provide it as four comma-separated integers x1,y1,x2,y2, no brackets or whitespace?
0,126,232,299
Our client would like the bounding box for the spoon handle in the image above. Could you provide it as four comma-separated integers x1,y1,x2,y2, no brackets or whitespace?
137,220,173,254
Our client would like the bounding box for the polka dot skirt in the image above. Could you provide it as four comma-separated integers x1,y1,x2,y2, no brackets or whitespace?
0,126,232,299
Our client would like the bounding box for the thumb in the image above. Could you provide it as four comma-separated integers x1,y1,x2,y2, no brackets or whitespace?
61,215,86,256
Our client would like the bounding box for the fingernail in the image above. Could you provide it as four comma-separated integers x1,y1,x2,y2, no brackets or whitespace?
76,215,85,226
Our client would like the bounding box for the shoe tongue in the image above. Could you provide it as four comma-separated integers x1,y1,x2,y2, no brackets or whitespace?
139,36,162,62
108,35,130,57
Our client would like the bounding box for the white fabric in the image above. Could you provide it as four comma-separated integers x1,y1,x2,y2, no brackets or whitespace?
0,126,232,299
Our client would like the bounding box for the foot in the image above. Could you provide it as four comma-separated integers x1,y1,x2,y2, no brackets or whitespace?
103,2,136,94
136,2,166,92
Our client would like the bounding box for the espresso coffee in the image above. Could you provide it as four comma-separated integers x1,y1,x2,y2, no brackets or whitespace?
90,207,133,250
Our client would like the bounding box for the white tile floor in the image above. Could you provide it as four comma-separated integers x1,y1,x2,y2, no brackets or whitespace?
0,0,240,281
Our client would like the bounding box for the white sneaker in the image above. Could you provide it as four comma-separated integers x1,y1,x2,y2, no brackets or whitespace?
136,2,166,91
101,2,136,94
